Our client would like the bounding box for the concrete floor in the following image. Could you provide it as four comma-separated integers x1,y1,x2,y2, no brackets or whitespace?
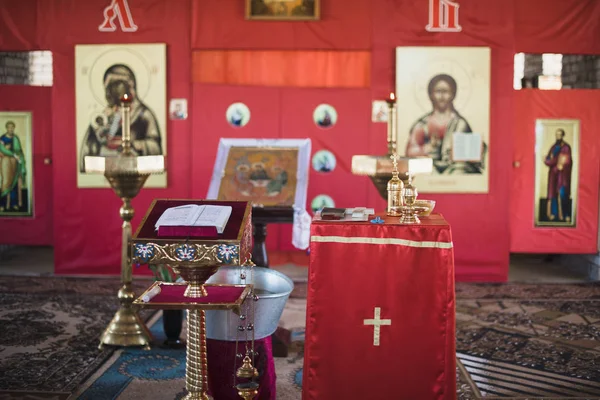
0,245,596,283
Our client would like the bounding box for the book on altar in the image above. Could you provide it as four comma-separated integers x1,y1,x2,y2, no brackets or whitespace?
154,204,232,237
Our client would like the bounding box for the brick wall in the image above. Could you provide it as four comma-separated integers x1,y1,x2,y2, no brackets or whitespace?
0,51,53,86
561,55,600,89
0,52,30,85
523,54,543,79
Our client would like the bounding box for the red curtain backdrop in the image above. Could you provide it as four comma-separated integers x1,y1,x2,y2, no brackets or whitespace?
0,86,53,245
189,85,373,252
35,0,193,275
511,91,600,254
191,0,372,50
0,0,598,278
0,0,41,50
514,0,600,54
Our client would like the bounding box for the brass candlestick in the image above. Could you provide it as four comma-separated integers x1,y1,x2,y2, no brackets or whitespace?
400,173,420,224
85,94,165,349
385,93,397,155
387,153,403,216
352,92,433,200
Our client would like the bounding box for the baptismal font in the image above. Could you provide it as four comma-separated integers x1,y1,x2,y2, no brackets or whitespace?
84,94,165,349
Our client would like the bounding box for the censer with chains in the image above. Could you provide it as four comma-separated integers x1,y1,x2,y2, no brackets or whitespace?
233,258,260,399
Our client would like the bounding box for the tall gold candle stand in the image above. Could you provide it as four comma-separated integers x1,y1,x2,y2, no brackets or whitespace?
351,92,432,200
132,200,259,400
385,92,398,155
84,94,165,349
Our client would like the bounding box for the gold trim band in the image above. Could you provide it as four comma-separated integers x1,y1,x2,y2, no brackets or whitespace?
311,235,453,249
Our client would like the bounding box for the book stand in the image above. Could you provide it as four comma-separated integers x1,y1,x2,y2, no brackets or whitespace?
132,199,257,400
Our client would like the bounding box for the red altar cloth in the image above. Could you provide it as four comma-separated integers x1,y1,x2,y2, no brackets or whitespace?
303,213,456,400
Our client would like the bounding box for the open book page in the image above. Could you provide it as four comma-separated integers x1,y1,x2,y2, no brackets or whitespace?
154,205,201,229
154,204,233,234
194,205,233,234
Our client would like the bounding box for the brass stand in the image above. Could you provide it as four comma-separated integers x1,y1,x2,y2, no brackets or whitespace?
351,93,433,200
132,199,257,400
99,194,152,350
85,94,165,350
185,309,210,400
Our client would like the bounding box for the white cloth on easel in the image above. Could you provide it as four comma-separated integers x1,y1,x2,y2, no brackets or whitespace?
292,207,312,250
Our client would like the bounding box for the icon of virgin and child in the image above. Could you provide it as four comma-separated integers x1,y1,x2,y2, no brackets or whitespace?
405,74,487,175
79,64,163,172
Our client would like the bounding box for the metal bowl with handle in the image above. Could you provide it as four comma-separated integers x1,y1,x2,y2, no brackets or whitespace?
204,266,294,341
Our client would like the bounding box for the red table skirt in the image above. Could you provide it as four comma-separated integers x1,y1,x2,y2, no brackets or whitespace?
207,336,276,400
303,214,456,400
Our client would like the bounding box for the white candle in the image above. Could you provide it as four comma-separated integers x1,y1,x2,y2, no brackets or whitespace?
142,285,162,302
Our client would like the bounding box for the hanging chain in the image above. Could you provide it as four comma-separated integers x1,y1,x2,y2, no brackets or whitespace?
233,255,257,388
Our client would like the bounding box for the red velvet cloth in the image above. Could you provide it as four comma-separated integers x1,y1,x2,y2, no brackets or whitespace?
135,199,249,240
207,336,276,400
303,214,456,400
145,284,246,304
510,91,600,254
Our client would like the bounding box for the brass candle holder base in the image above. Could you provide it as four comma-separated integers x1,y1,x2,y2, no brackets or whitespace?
99,283,151,350
400,206,421,224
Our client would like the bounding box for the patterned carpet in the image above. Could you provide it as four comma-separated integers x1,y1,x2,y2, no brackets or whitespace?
0,276,155,400
0,276,599,399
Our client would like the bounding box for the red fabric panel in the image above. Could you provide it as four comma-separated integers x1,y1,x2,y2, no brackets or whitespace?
515,0,600,54
277,88,373,250
190,0,371,50
38,0,192,275
190,84,283,252
144,283,246,304
371,0,515,281
304,215,456,399
0,0,41,50
510,91,600,254
0,86,53,245
191,50,371,88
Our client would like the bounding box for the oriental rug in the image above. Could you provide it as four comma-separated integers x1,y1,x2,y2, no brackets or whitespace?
1,275,599,399
0,276,155,400
70,280,600,400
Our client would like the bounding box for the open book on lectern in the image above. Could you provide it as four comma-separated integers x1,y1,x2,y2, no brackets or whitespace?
154,204,232,236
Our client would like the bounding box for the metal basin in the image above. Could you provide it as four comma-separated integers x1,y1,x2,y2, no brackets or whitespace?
205,266,294,341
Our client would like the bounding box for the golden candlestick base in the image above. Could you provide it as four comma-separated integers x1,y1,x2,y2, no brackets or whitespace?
99,283,152,350
236,382,259,400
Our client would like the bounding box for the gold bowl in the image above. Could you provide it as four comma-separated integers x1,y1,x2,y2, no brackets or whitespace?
413,200,436,217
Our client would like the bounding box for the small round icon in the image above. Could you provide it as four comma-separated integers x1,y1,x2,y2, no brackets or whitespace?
313,104,337,128
311,194,335,213
312,150,336,173
226,102,251,127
